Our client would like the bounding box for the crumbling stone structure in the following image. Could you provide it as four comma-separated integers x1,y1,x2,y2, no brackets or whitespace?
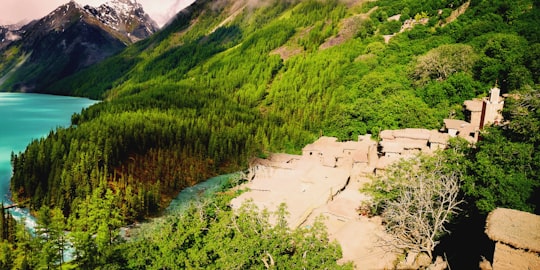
485,208,540,270
443,86,504,143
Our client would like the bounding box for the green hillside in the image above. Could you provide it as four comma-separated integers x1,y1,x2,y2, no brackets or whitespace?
3,0,539,268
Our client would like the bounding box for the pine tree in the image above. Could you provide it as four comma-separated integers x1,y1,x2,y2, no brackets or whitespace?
36,206,67,269
0,203,5,241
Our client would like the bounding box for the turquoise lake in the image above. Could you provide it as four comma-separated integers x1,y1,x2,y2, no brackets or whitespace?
0,93,97,222
0,92,238,232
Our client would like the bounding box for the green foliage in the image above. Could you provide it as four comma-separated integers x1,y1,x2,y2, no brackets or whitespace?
36,206,68,269
463,129,536,213
473,33,532,92
462,86,540,214
0,46,22,79
48,55,139,99
417,72,484,108
116,194,352,269
0,217,43,269
414,11,429,21
69,187,123,268
0,190,126,270
0,240,14,269
379,20,402,35
412,44,477,86
504,86,540,142
11,108,259,220
481,0,534,24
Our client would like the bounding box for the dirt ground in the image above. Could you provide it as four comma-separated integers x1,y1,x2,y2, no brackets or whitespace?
231,155,399,269
309,177,398,269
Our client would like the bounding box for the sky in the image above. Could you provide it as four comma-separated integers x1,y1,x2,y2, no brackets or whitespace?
0,0,196,27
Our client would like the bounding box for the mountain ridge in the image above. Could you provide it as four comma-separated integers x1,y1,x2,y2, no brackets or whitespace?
84,0,159,43
0,0,158,93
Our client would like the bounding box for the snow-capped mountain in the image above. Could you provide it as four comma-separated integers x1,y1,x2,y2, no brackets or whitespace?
0,26,22,49
84,0,159,43
0,0,158,93
0,22,28,50
27,0,158,44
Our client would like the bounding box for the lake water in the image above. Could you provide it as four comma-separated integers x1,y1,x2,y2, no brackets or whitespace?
0,92,242,246
167,172,243,213
0,93,97,224
0,93,243,263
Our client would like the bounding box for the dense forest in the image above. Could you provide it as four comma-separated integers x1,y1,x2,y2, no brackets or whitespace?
2,0,539,268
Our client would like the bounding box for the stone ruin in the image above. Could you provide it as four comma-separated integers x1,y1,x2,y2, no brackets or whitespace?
229,87,507,269
442,86,505,143
376,128,449,174
233,87,507,225
484,208,540,270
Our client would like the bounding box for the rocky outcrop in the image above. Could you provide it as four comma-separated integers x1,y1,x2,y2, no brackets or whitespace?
485,208,540,270
84,0,159,43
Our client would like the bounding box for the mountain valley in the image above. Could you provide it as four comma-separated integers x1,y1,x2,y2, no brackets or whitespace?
1,0,539,268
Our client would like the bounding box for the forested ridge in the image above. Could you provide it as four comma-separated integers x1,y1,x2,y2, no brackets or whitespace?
2,0,539,268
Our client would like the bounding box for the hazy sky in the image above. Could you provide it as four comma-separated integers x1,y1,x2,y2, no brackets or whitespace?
0,0,196,27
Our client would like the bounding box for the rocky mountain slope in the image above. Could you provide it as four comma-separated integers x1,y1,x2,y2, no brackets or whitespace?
0,0,158,93
84,0,158,43
0,25,23,50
